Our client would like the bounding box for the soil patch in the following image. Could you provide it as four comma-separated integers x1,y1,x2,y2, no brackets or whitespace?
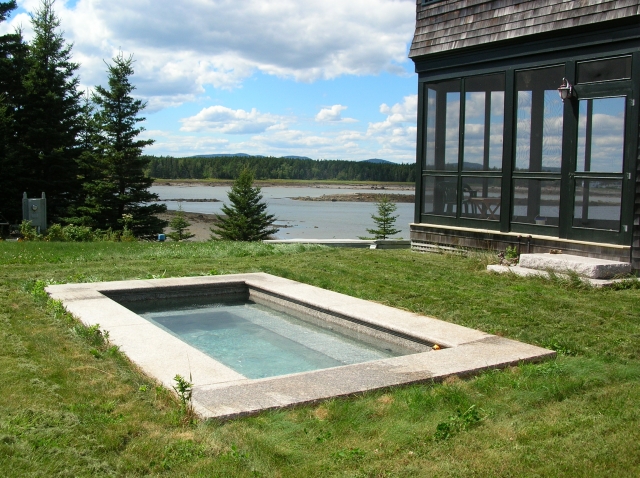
289,193,414,203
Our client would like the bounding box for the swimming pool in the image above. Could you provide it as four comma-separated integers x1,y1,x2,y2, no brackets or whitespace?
46,273,555,419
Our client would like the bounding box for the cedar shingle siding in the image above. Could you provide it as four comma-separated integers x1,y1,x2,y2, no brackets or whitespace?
410,0,640,58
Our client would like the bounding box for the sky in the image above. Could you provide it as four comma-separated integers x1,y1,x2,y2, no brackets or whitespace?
1,0,418,163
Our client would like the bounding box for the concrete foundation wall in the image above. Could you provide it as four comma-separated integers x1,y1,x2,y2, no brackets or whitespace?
410,223,633,267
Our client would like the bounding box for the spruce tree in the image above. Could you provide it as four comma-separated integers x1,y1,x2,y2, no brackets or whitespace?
167,203,194,241
366,195,401,240
80,52,166,236
0,1,28,223
12,0,83,222
210,167,279,241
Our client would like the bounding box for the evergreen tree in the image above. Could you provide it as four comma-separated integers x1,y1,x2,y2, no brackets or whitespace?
12,0,83,222
0,1,28,223
210,167,279,241
167,203,194,241
80,52,166,236
366,195,401,240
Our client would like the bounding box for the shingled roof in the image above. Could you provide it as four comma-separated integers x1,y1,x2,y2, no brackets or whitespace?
409,0,640,59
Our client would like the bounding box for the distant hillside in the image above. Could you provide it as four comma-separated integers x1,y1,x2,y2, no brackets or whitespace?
192,153,265,158
281,155,313,160
146,155,415,182
361,158,393,164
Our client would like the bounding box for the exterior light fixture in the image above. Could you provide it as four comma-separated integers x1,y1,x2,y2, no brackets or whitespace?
557,78,573,101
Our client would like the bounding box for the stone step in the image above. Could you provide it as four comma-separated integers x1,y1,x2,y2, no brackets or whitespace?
486,264,628,287
517,253,631,279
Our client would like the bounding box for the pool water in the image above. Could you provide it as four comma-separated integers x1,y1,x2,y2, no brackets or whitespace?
129,298,413,379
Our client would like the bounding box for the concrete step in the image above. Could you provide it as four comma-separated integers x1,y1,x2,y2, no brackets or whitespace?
486,264,630,287
517,253,631,279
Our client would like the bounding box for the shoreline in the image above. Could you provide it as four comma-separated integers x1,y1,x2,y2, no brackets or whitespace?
152,179,414,190
157,210,292,242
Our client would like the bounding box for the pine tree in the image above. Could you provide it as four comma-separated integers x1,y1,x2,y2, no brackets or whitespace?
167,203,194,241
12,0,83,222
366,195,401,240
210,167,279,241
80,52,166,236
0,1,28,223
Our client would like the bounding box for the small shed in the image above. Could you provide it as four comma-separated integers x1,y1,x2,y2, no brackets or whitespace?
408,0,640,270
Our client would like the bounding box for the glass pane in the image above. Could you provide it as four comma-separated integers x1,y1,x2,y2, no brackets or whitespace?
542,90,563,172
573,179,622,231
576,56,632,84
445,92,460,170
463,91,485,170
424,80,460,171
424,88,436,169
515,66,565,172
576,97,625,173
460,177,501,220
515,91,532,171
463,74,505,172
489,91,504,171
423,176,458,216
512,179,560,226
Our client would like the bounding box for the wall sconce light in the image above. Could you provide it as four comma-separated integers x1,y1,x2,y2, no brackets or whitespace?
557,78,573,101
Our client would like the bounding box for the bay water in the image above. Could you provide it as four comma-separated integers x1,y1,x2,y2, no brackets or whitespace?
151,185,415,240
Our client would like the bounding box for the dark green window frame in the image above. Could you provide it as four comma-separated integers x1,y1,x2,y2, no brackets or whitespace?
415,52,639,246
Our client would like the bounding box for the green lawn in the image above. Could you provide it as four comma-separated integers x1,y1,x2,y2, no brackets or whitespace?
1,241,639,476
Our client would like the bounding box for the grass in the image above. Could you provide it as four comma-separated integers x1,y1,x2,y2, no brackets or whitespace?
1,241,639,476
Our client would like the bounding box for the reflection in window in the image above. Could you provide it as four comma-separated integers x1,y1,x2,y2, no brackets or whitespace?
424,88,436,169
489,92,504,170
577,97,625,173
445,92,460,170
542,91,563,171
515,91,532,171
512,179,561,225
573,179,622,231
463,74,505,171
460,177,501,220
423,176,458,216
464,91,485,170
423,80,460,171
514,66,565,172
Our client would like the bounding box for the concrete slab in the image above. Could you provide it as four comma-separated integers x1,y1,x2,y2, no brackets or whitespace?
47,273,555,420
487,264,628,287
264,239,410,249
518,253,631,279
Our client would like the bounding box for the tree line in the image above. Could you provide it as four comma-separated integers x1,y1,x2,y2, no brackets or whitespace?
146,155,416,183
0,0,165,236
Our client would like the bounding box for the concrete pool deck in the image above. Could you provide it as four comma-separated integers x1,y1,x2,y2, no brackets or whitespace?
46,273,555,419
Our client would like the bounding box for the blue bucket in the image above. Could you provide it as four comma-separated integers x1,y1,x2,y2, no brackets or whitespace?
158,234,166,242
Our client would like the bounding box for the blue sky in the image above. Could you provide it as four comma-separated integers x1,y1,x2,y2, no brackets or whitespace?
3,0,418,163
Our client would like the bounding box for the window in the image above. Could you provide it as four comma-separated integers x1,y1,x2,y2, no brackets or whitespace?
421,74,505,222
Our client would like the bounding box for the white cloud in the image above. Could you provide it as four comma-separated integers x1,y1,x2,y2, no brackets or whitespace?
365,94,417,156
3,0,415,103
180,106,289,134
315,105,357,123
143,130,229,156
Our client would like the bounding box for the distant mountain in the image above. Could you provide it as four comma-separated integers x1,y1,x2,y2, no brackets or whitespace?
191,153,265,158
281,155,312,160
190,153,313,160
361,158,393,164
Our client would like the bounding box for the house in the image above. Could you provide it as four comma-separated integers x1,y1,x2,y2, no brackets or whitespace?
408,0,640,271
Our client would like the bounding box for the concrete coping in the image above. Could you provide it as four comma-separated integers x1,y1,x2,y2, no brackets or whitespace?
46,273,554,420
